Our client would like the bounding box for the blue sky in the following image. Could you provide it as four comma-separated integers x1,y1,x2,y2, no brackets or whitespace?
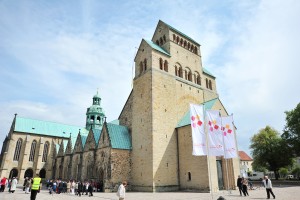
1,0,300,157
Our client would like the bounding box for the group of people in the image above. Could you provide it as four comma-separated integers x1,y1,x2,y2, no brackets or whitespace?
47,179,95,196
0,176,18,193
237,175,276,199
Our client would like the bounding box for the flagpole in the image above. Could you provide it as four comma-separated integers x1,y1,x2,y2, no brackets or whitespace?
220,112,231,194
203,90,214,200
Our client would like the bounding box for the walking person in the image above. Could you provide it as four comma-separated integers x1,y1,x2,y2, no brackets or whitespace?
9,177,18,193
88,181,93,196
25,178,31,194
241,177,249,196
30,173,41,200
0,177,7,192
263,176,276,199
117,181,127,200
236,175,243,196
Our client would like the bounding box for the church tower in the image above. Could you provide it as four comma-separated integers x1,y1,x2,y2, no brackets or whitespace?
86,91,106,130
127,20,219,191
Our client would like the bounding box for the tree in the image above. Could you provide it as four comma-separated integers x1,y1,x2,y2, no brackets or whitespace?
279,167,288,178
282,103,300,156
250,126,294,179
292,167,300,179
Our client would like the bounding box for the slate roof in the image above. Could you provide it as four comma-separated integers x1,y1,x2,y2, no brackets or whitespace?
176,98,218,128
239,151,253,161
106,123,131,150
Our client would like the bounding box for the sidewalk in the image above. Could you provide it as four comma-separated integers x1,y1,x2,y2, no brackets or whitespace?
1,186,299,200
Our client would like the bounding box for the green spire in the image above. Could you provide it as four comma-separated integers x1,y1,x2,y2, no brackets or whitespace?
86,90,105,130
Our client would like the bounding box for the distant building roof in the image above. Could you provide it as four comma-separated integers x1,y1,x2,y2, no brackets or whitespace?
106,123,131,150
239,151,253,161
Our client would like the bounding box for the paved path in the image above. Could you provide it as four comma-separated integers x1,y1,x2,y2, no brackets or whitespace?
0,186,299,200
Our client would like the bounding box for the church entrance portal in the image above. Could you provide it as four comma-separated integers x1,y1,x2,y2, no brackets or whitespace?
9,168,18,179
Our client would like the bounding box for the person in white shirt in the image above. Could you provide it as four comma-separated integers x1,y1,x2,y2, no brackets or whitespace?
263,176,276,199
117,181,127,200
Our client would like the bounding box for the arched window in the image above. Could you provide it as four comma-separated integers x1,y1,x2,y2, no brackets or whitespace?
164,60,168,72
173,34,176,41
185,70,188,80
197,75,201,85
42,142,49,162
176,36,179,44
206,78,209,89
194,46,198,54
29,140,37,162
187,42,190,50
175,65,178,76
184,40,187,48
191,45,194,52
180,38,183,46
163,35,166,42
179,67,183,78
13,138,22,161
159,58,163,70
139,61,143,74
144,59,147,71
160,38,163,45
209,80,212,90
188,71,192,81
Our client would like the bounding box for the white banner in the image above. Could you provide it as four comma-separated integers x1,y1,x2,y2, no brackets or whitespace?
190,104,206,156
206,110,224,156
221,115,238,158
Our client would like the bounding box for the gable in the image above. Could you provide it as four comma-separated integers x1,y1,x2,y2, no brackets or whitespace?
58,139,68,156
106,123,131,150
84,129,96,151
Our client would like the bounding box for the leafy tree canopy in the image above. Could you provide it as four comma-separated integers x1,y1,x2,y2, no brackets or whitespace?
282,102,300,156
250,126,293,179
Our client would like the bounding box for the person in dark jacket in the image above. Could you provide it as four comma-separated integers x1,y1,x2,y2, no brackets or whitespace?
88,182,93,196
77,181,83,196
236,175,243,196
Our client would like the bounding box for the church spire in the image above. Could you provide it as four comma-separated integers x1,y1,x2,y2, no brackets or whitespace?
85,90,105,130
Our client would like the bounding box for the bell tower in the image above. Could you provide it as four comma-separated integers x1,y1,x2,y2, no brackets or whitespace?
86,91,105,130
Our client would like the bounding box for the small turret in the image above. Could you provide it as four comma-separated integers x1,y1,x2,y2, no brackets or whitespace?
85,90,105,130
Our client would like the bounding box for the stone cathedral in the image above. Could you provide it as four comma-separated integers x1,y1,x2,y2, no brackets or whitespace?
0,20,240,192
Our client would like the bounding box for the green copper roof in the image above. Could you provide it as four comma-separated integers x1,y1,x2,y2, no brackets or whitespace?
162,20,200,46
14,116,82,138
144,39,170,56
109,119,119,125
106,123,131,150
176,98,218,128
203,67,215,78
81,134,88,148
92,128,101,146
